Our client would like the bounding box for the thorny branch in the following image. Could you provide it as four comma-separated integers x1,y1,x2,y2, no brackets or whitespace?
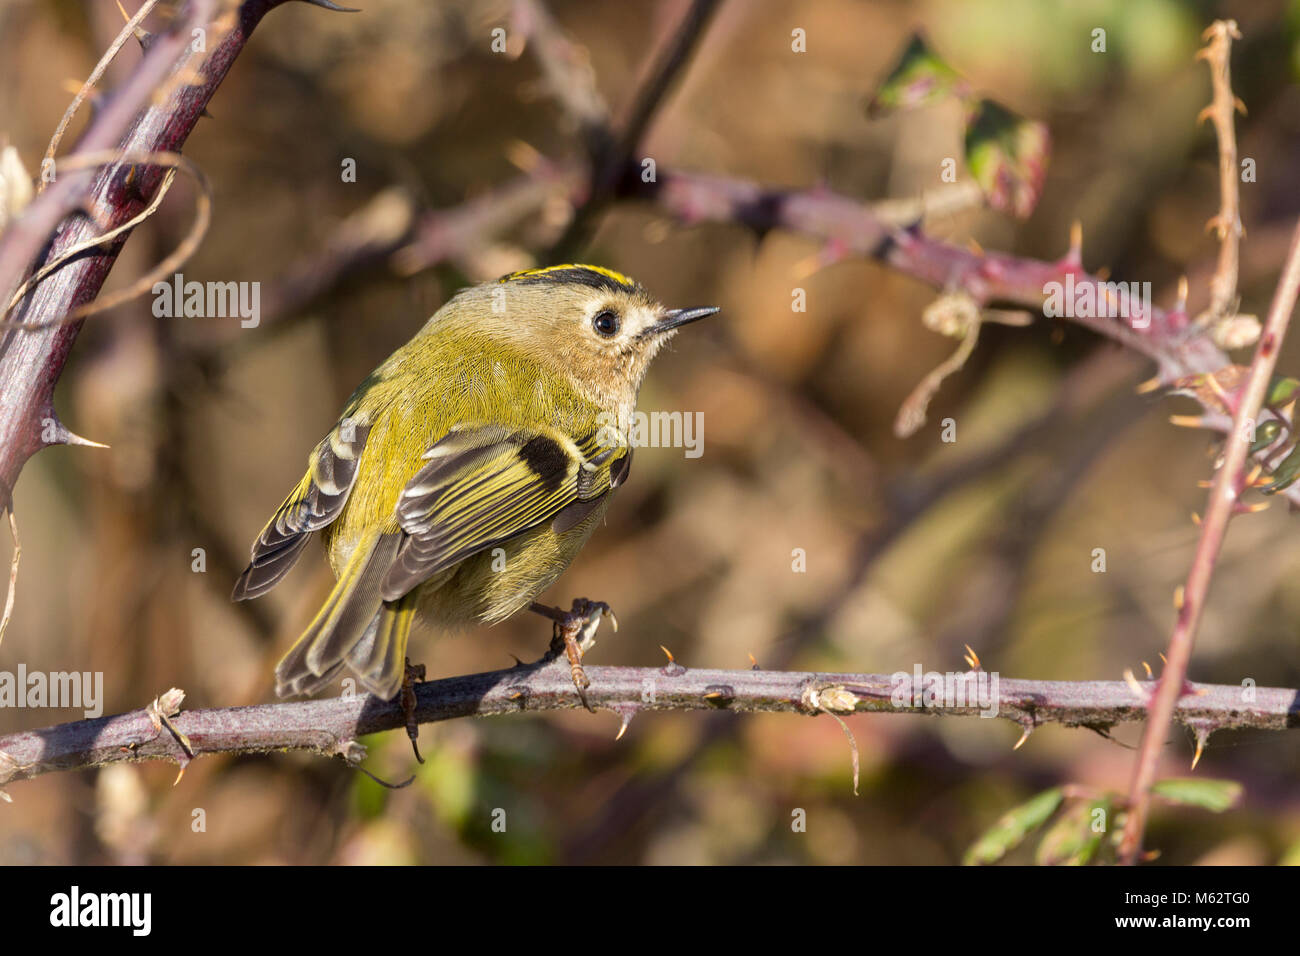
1195,20,1244,331
0,658,1295,789
1,2,1296,863
0,0,341,505
1117,221,1300,864
1114,20,1292,866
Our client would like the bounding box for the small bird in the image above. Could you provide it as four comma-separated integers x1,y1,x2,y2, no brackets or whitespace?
233,264,718,703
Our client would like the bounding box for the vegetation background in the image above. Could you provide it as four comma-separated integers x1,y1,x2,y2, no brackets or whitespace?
1,0,1299,864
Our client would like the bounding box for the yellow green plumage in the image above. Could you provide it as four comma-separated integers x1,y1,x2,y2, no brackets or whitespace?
233,265,717,700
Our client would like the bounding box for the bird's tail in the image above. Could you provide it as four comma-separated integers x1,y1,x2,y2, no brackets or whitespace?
275,531,416,700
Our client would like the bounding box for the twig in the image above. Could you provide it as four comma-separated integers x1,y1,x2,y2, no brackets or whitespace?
1117,217,1300,865
512,0,610,146
0,508,17,649
0,658,1294,787
1194,20,1243,328
549,0,723,256
0,0,316,505
391,167,574,277
39,0,164,188
2,149,212,328
0,0,215,326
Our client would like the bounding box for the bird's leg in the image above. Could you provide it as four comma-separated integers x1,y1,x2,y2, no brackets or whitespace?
528,598,618,712
401,658,426,763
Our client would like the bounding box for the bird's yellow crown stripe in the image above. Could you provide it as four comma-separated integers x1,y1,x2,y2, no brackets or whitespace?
498,263,638,288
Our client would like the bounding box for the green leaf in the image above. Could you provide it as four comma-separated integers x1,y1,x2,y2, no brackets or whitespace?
1267,376,1300,406
1151,777,1242,813
963,787,1064,865
964,99,1051,219
867,33,973,117
1036,797,1110,866
1263,443,1300,494
1249,418,1283,454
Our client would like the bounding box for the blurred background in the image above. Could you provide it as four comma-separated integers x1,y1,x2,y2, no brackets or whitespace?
2,0,1300,864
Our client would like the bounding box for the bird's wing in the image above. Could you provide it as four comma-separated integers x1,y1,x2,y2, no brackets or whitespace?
232,419,372,600
380,422,631,601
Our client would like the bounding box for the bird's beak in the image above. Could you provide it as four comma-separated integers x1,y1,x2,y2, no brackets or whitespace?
643,305,721,338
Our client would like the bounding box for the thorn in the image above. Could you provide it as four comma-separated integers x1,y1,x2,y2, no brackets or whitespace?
1173,585,1185,611
1065,220,1082,266
1095,266,1111,281
116,0,154,49
659,645,675,664
1234,97,1247,116
1191,511,1202,526
1123,668,1148,700
508,689,525,701
42,413,109,449
1159,652,1168,666
1205,370,1233,408
963,643,981,670
1142,660,1154,679
1190,730,1207,770
1196,105,1214,125
1136,375,1163,394
1239,499,1271,514
1013,726,1031,750
967,237,985,257
703,690,724,699
747,653,760,670
173,762,188,786
611,707,637,743
1176,276,1189,311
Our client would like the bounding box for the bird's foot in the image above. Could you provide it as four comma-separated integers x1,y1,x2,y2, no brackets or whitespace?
401,658,426,763
529,598,618,712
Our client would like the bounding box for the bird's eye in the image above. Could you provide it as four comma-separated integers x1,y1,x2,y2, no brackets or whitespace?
592,309,621,337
